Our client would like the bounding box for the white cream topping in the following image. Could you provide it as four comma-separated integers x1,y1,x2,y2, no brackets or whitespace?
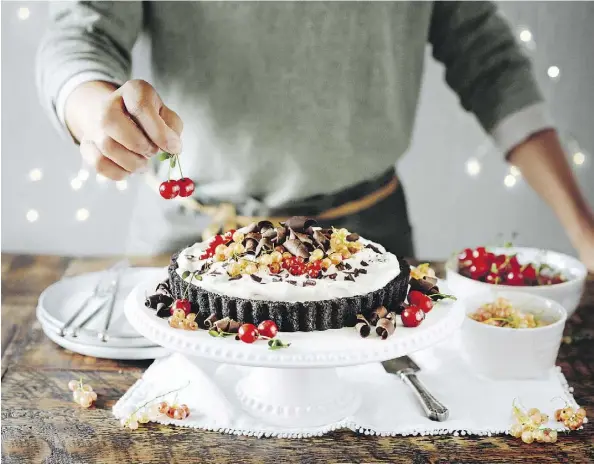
175,235,400,303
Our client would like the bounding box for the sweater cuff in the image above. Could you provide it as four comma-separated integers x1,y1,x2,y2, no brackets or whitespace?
56,71,124,129
490,102,554,156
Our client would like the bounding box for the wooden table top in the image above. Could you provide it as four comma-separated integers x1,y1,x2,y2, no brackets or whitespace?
1,253,593,463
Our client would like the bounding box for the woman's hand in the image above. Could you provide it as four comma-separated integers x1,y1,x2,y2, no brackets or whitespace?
65,79,183,180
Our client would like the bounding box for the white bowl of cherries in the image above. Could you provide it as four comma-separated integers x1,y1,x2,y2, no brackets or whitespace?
445,246,587,317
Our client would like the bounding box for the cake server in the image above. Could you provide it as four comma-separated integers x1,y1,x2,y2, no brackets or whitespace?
381,356,449,421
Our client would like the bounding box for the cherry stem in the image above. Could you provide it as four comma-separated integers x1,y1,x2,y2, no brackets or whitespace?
182,272,195,300
168,158,172,181
176,154,184,178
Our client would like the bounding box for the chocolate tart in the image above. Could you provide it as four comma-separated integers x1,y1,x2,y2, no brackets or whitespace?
167,253,410,332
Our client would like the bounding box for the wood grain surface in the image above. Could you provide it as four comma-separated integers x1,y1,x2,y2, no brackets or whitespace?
2,254,593,463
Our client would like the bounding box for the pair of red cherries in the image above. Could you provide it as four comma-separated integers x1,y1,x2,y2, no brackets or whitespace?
159,178,195,199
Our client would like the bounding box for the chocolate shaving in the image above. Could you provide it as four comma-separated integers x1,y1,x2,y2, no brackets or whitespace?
346,233,360,242
292,230,314,245
368,305,388,325
275,227,287,244
204,314,218,329
236,222,257,235
356,321,371,338
326,273,338,280
423,275,438,286
250,274,263,283
246,232,262,242
272,277,282,282
304,280,317,286
274,245,286,253
155,279,171,296
214,317,241,333
285,216,318,233
358,268,367,274
360,260,369,267
245,238,258,254
376,318,396,340
385,311,398,322
156,302,171,318
287,280,298,286
365,243,381,254
228,275,243,281
344,274,355,282
145,294,174,309
257,220,274,233
344,262,352,270
336,263,346,271
283,239,309,259
255,237,273,256
262,228,278,239
409,277,439,295
312,230,329,249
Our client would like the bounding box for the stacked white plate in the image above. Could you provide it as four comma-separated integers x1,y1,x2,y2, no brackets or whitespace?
37,267,169,360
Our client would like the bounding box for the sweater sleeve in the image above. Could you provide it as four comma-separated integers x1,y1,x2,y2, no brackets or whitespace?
36,1,142,136
428,1,553,152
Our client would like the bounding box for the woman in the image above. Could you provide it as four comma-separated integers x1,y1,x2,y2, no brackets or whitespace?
37,1,594,267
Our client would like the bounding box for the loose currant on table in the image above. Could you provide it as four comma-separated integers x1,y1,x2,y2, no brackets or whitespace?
158,152,195,200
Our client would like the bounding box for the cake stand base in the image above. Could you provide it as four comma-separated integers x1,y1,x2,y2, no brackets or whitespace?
235,367,361,427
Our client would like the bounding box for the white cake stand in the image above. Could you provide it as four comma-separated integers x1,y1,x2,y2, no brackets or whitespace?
125,272,465,427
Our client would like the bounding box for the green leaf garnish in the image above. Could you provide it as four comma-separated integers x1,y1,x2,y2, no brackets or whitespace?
267,338,291,350
181,270,191,280
170,157,177,168
157,152,171,161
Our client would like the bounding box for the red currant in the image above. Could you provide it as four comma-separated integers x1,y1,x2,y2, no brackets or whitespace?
458,248,473,263
281,258,292,270
269,262,281,274
401,305,425,328
238,324,259,343
504,271,524,286
407,290,432,310
472,246,487,259
485,272,500,285
177,178,195,198
257,320,278,338
309,260,322,270
170,299,192,316
159,180,180,199
522,264,537,282
289,264,304,276
308,269,320,279
469,258,489,280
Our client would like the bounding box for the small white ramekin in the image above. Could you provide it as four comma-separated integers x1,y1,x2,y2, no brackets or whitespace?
460,290,567,380
446,247,587,317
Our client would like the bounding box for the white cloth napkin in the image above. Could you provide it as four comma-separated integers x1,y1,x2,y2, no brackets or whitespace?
113,336,581,438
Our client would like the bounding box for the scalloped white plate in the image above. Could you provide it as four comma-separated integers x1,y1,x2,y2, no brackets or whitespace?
125,271,466,368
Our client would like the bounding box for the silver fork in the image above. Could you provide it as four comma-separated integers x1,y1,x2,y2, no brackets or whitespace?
62,260,129,337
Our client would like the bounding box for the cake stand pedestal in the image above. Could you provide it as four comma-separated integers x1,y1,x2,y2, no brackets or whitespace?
125,273,465,427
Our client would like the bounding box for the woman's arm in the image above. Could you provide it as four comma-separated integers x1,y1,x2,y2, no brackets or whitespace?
508,129,594,270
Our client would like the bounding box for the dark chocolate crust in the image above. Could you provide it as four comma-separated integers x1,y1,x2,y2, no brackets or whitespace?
168,253,410,332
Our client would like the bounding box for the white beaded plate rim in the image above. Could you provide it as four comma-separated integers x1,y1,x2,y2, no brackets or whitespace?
124,271,466,368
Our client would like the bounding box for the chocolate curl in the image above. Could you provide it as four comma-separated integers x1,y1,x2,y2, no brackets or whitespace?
376,318,396,340
365,243,381,254
312,230,329,250
214,317,241,333
155,279,171,296
236,222,257,235
285,216,318,233
291,230,314,245
156,302,170,318
255,237,274,256
245,238,258,254
283,239,309,259
145,294,174,310
204,314,218,329
368,305,388,326
346,233,360,242
409,277,440,295
385,311,398,322
356,322,371,338
257,220,274,233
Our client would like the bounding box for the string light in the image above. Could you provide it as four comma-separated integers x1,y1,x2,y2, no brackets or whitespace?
76,208,90,221
96,174,107,184
509,165,521,177
547,66,561,81
28,168,43,182
115,180,128,191
466,158,481,176
17,7,30,20
504,174,517,188
519,29,532,43
78,169,90,181
26,209,39,222
70,177,83,190
573,151,585,166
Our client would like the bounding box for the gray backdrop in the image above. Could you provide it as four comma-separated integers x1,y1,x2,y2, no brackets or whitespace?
2,2,593,258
